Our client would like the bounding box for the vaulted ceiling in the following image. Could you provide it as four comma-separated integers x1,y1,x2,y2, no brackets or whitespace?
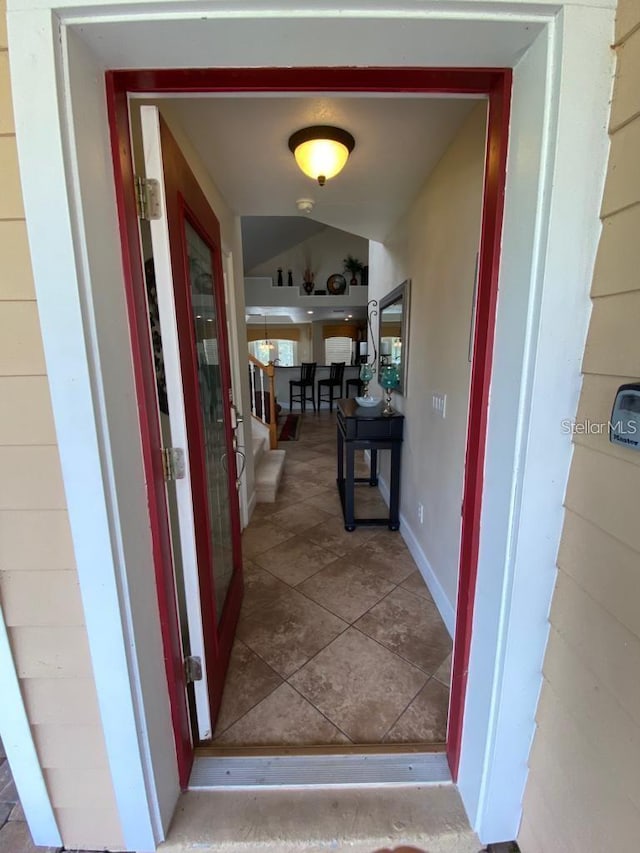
163,94,481,242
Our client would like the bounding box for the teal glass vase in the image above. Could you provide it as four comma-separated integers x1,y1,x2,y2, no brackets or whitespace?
379,365,400,414
359,363,374,396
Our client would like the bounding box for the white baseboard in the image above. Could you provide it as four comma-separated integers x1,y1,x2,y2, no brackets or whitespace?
377,473,456,638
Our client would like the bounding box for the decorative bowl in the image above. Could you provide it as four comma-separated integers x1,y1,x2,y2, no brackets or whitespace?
355,395,382,408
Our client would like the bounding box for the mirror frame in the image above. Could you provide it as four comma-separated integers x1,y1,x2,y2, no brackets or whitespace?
378,279,410,395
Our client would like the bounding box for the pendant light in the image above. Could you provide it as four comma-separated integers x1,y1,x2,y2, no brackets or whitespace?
288,125,356,186
263,315,275,358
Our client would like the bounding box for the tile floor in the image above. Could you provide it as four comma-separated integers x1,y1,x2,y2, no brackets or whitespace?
212,409,452,747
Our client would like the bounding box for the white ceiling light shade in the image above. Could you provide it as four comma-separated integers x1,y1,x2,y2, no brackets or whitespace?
288,125,356,186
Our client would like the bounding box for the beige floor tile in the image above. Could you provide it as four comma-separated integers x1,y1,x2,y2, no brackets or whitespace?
281,460,313,478
433,652,453,687
242,521,294,558
248,501,282,522
242,410,451,747
400,570,435,602
298,559,395,623
237,574,347,678
269,501,332,535
238,565,291,618
253,535,338,586
289,627,426,742
277,479,328,504
349,531,417,583
353,487,389,520
213,640,282,735
215,683,349,746
312,440,338,456
355,587,452,675
280,445,324,462
302,489,343,518
303,520,379,558
384,677,449,744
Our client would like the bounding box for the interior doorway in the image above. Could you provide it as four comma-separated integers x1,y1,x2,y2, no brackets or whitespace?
108,67,510,784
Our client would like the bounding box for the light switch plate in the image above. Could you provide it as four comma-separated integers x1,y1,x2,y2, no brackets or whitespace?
432,393,447,418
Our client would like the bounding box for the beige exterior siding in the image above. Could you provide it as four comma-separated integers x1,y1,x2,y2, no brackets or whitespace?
519,2,640,849
0,1,123,847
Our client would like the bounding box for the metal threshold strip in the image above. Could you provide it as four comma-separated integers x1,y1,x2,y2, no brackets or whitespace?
189,751,452,790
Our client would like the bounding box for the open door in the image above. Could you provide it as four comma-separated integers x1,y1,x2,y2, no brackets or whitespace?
141,106,244,744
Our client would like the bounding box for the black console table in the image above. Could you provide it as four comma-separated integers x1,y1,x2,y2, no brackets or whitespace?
336,398,404,532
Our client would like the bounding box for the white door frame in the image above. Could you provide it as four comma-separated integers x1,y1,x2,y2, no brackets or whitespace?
6,1,614,849
140,104,213,742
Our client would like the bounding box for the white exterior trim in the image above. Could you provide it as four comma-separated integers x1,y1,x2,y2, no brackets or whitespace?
6,0,614,848
0,605,62,847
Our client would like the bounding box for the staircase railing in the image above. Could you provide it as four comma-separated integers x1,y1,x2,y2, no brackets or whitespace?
248,354,278,450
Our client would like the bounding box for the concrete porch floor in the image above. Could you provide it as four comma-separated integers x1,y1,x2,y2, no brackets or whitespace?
158,785,480,853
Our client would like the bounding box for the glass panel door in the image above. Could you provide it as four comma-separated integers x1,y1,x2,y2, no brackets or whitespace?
185,220,234,620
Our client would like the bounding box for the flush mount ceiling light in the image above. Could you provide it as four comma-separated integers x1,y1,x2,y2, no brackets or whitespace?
288,125,356,186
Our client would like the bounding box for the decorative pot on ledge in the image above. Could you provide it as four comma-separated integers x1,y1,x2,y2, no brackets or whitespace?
302,268,315,294
343,255,364,288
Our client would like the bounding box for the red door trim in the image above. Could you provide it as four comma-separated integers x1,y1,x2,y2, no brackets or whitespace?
105,85,193,787
159,114,244,726
447,76,512,777
105,66,512,783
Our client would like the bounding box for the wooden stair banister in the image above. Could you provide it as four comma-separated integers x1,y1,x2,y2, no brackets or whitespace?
248,354,278,449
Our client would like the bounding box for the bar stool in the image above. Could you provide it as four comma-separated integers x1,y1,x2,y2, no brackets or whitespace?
346,377,364,398
317,362,345,412
289,362,317,412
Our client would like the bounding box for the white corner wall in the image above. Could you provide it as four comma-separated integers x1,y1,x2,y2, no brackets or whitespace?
246,225,369,289
368,101,487,632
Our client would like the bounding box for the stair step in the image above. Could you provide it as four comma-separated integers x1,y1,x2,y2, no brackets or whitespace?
255,449,286,503
158,785,479,853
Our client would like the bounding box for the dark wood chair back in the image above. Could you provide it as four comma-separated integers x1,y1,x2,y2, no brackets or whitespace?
300,362,317,384
329,362,345,383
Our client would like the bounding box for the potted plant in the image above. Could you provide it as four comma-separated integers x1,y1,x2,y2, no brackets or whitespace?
343,255,364,287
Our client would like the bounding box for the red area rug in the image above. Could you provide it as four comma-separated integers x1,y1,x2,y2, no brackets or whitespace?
278,413,302,442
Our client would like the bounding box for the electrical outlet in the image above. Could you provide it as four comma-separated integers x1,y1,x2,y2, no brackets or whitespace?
418,503,424,524
432,392,447,418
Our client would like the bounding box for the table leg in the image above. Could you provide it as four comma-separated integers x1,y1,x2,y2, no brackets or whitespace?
369,448,379,487
389,441,401,530
345,443,356,532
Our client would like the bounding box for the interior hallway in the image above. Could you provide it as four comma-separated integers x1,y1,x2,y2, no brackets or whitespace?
212,409,452,747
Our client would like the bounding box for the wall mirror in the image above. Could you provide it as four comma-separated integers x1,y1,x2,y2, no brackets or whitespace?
378,279,410,395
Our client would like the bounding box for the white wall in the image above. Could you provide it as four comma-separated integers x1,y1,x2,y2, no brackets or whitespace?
247,224,368,293
369,102,487,625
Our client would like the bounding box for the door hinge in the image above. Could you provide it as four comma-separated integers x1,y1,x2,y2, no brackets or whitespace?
135,176,161,220
184,655,203,684
161,447,186,482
